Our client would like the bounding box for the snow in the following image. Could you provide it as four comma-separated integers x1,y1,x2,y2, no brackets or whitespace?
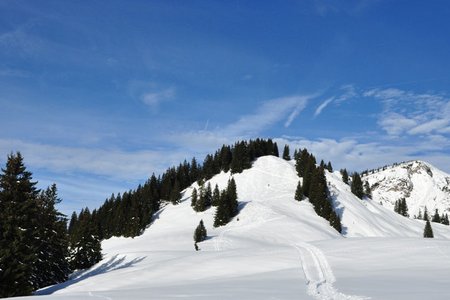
364,160,450,217
15,156,450,299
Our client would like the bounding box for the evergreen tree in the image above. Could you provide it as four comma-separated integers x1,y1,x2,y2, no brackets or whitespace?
423,220,434,238
417,209,423,220
294,181,303,201
33,184,70,289
193,220,207,243
441,214,449,225
351,173,364,199
0,152,40,297
69,209,102,270
329,211,342,233
195,183,207,212
364,181,371,198
169,180,181,204
214,178,239,227
282,144,291,160
341,169,349,184
400,198,409,217
326,161,333,172
191,188,198,208
423,206,429,221
212,184,220,206
227,178,239,218
394,199,400,214
432,209,441,223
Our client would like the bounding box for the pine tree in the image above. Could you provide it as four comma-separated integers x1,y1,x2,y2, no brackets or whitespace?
294,181,303,201
326,162,333,172
441,214,449,225
227,178,239,218
329,211,342,233
351,173,364,199
423,220,434,238
169,180,181,204
341,169,349,184
0,152,40,297
432,209,441,223
34,184,70,289
282,144,291,160
423,206,429,221
69,208,102,270
212,184,220,206
193,220,207,243
191,188,198,208
400,198,409,217
364,181,371,198
214,178,239,227
195,184,207,212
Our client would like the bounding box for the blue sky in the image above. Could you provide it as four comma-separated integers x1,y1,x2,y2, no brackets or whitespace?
1,0,450,215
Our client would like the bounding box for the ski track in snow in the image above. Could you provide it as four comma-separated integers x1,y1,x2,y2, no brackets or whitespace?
294,242,369,300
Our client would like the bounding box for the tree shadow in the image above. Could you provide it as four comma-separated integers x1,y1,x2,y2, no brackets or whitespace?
35,255,146,295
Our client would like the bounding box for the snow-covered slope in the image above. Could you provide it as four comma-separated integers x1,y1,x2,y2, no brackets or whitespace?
17,156,450,300
363,160,450,217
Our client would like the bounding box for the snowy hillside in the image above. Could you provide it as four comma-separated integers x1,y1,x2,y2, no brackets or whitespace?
16,156,450,299
363,160,450,217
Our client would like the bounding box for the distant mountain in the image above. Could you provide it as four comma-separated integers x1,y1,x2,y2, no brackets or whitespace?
363,160,450,218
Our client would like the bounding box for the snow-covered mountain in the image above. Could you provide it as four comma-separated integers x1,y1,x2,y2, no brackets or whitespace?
17,156,450,300
363,160,450,218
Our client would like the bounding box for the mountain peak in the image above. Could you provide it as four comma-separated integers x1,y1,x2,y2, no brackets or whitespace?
364,159,450,217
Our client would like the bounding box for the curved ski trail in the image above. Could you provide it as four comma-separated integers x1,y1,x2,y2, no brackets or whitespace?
295,242,369,300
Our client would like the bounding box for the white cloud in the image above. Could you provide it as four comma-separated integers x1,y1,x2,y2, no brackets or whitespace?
378,112,417,136
0,139,187,182
224,95,310,136
167,94,312,154
314,97,334,117
364,87,450,139
408,119,450,135
141,87,175,107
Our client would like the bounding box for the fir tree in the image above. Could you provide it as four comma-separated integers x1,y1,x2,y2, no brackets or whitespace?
423,206,429,221
214,178,239,227
341,169,349,184
0,152,40,297
329,211,342,233
364,181,371,198
351,173,364,199
282,144,291,160
169,180,181,204
326,161,333,172
400,198,409,217
294,181,303,201
212,184,220,206
432,209,441,223
33,184,70,289
69,209,102,270
423,220,434,238
441,214,449,225
193,219,207,243
191,188,198,208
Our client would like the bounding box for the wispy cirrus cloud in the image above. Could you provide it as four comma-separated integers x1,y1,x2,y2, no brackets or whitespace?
166,94,313,153
314,97,334,117
224,95,311,136
314,84,356,117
